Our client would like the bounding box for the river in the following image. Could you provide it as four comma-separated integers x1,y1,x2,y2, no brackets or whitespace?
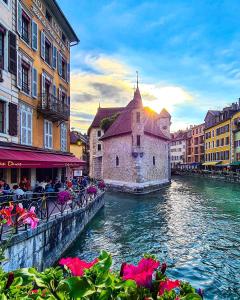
65,176,240,299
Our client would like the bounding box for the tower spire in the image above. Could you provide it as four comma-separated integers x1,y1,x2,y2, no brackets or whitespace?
136,71,139,88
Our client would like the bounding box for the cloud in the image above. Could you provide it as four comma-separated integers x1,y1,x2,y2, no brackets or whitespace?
70,111,95,120
70,53,195,132
71,93,96,103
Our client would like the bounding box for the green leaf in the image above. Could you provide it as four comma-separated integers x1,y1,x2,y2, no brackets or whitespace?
181,294,202,300
65,277,96,298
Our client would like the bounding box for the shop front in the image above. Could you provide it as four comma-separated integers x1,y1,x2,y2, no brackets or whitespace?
0,148,85,188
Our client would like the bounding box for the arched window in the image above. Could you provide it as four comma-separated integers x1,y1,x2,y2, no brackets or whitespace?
116,156,119,166
153,156,156,166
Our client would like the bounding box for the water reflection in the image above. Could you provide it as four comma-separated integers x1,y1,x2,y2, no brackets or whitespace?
65,176,240,299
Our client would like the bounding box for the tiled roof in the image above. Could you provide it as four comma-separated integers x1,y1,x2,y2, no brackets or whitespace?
70,131,88,144
100,87,170,141
88,107,125,135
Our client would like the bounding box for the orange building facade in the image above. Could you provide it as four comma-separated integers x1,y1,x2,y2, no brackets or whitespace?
186,124,205,165
0,0,84,187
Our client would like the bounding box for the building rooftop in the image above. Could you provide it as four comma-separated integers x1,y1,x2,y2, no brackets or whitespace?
100,86,170,141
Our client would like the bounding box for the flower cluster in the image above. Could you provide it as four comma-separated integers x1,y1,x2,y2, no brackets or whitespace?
57,252,203,299
0,251,202,299
98,180,106,190
87,186,97,195
57,190,72,205
59,257,98,276
0,203,39,229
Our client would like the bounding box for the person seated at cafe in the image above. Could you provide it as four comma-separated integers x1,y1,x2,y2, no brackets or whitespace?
54,178,62,192
45,179,54,192
0,179,10,191
12,185,25,200
19,176,31,192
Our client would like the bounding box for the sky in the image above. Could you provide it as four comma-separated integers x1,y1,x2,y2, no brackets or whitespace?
58,0,240,133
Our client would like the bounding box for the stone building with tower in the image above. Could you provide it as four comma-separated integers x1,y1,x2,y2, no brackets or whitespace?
88,85,171,194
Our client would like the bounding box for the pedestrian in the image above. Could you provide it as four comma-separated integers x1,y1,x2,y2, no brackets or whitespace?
0,179,10,191
19,176,31,191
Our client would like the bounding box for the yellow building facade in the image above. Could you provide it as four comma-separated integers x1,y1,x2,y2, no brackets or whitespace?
0,0,83,187
204,119,231,166
17,0,75,151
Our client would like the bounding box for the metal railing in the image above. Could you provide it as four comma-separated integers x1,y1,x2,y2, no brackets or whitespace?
39,93,70,119
0,187,104,241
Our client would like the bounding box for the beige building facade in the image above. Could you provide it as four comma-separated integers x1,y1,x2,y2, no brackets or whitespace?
89,86,171,194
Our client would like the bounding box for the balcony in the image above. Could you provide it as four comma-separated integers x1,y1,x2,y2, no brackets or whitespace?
37,93,70,122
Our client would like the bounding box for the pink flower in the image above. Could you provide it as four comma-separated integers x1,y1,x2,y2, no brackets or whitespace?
18,207,39,229
121,258,160,288
87,186,97,195
0,203,14,226
57,191,72,205
158,279,181,296
59,257,98,276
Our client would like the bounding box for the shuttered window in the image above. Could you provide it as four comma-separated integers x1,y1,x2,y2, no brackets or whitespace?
52,46,57,69
40,31,45,60
67,62,70,83
44,120,53,149
17,52,22,89
58,52,62,76
20,107,32,145
0,31,4,70
8,103,18,136
60,122,67,152
32,67,37,98
31,20,38,51
0,101,5,133
8,31,17,74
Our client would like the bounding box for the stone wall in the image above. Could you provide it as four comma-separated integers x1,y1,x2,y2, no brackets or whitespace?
102,133,170,193
89,128,103,179
2,193,105,272
103,135,135,182
142,135,170,182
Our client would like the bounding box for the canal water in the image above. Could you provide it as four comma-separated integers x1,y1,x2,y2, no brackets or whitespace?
65,176,240,299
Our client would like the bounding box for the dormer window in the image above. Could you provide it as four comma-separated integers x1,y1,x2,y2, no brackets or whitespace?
46,9,52,23
62,32,66,43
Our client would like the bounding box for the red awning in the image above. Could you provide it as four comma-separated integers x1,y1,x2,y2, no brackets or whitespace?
0,149,86,169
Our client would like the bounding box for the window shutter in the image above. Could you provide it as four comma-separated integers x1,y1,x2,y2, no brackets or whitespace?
49,122,53,148
52,83,56,97
17,0,22,35
67,62,70,83
67,96,70,106
32,20,38,51
27,111,32,145
40,31,45,60
44,120,48,148
8,32,17,75
41,73,46,94
52,46,57,69
32,67,38,98
17,53,22,89
21,110,27,144
8,103,18,136
58,52,62,76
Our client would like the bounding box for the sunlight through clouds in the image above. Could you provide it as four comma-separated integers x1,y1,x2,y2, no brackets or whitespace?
70,54,193,132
